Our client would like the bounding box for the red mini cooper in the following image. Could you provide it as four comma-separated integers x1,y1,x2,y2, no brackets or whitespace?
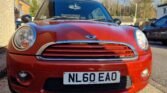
7,0,152,93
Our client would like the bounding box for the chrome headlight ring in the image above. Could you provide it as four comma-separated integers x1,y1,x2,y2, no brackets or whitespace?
13,25,36,51
135,29,149,50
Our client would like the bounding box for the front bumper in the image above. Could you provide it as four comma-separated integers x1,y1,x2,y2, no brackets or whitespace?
7,53,152,93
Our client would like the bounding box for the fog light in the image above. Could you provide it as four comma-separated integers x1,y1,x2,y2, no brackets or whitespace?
18,71,30,81
18,72,28,78
141,69,150,79
16,71,33,86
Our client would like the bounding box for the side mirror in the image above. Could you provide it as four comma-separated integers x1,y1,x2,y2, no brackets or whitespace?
113,18,122,25
150,23,156,27
21,14,32,23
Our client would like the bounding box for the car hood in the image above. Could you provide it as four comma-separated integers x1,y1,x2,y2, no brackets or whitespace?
35,20,134,42
143,25,155,31
9,20,141,55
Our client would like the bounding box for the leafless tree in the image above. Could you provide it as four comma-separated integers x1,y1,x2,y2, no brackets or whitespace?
102,0,156,19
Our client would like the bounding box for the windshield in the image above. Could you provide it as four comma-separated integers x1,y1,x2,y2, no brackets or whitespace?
35,0,113,22
154,16,167,27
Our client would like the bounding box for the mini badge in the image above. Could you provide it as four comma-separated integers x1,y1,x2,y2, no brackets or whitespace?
86,35,97,40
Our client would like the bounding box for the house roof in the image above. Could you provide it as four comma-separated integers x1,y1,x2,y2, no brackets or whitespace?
158,3,167,7
20,0,30,6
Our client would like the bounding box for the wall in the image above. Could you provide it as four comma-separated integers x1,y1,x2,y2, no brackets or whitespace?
0,0,15,47
157,6,167,18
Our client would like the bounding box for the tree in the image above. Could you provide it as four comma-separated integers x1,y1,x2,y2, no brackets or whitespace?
102,0,156,19
160,0,167,3
129,0,156,19
0,0,15,47
30,0,39,16
102,0,121,16
25,0,44,17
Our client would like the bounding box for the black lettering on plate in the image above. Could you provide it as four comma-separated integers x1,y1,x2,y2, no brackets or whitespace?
83,73,89,82
90,73,96,82
68,73,75,82
105,73,110,81
99,73,104,82
76,74,81,82
111,72,117,81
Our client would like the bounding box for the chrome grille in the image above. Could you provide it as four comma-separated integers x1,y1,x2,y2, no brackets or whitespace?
36,41,138,61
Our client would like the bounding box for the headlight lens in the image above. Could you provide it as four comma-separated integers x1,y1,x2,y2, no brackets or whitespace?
13,26,36,51
135,29,149,50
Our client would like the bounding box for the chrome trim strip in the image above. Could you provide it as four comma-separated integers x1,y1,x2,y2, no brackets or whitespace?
36,40,138,61
36,56,138,61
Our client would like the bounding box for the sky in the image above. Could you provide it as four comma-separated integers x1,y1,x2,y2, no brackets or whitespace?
153,0,161,5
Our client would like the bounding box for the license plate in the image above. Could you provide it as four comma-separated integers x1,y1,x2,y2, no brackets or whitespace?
63,71,121,85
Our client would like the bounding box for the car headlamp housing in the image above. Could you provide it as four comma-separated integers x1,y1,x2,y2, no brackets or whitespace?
13,26,36,51
135,29,149,50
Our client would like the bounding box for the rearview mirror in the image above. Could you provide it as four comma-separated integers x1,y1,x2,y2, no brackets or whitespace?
21,14,32,23
113,18,122,25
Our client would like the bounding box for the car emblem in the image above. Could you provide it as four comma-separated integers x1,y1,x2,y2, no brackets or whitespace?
86,35,97,40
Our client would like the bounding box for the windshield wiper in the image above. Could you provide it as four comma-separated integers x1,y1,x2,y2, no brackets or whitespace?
90,18,113,22
48,16,113,22
48,16,80,20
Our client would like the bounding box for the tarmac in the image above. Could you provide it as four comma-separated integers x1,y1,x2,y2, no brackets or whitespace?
139,84,163,93
0,47,6,78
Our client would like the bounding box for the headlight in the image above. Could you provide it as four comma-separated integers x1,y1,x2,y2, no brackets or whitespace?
13,26,36,51
135,29,149,50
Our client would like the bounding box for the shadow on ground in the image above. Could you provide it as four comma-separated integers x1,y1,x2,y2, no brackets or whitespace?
0,47,7,79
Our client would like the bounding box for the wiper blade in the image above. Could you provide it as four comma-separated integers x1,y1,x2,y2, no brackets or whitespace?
90,18,113,22
48,16,79,20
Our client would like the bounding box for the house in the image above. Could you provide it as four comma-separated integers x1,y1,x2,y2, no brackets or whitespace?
15,0,30,16
157,3,167,18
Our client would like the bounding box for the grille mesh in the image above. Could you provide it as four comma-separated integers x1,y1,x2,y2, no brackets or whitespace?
40,42,135,60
